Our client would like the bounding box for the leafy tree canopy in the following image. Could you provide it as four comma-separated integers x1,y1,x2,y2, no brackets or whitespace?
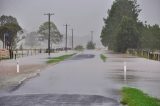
38,21,63,44
0,15,22,49
100,0,141,51
100,0,160,52
86,41,96,50
116,16,140,52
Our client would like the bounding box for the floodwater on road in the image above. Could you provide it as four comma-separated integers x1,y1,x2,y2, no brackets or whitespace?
0,50,160,106
105,51,160,98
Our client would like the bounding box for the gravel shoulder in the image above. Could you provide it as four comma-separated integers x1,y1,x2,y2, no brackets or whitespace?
0,61,46,91
0,51,76,92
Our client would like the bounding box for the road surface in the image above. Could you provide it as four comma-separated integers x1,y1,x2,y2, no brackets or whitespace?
0,50,160,106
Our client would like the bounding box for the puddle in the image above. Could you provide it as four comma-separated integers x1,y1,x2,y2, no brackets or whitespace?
106,73,139,83
70,54,95,60
105,88,121,97
106,59,136,62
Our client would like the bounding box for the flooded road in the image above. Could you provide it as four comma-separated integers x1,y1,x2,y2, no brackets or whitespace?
105,51,160,98
0,50,160,106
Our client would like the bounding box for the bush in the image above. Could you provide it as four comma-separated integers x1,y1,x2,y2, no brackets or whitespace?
100,54,107,62
86,41,95,49
74,45,84,51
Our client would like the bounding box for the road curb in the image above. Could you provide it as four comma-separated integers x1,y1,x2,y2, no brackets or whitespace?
9,71,40,92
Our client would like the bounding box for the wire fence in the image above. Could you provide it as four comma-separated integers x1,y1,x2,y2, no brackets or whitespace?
0,47,72,60
127,49,160,61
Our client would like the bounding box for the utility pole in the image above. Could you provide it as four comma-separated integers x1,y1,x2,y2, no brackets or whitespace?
64,24,69,51
91,31,94,43
44,13,54,57
71,28,74,50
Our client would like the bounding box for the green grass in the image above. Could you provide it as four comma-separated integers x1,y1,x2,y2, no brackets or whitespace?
121,87,160,106
0,57,10,60
47,53,76,64
100,54,107,62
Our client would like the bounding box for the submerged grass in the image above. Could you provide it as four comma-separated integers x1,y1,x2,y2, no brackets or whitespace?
47,53,76,64
121,87,160,106
100,54,107,62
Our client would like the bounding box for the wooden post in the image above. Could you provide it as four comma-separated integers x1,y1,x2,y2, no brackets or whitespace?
22,49,23,57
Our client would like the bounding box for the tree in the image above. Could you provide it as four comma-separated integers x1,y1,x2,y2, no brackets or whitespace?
0,15,22,49
100,0,141,51
140,24,160,50
0,15,18,26
86,41,95,49
38,21,62,44
19,44,23,50
74,45,84,51
101,0,160,52
116,16,140,52
25,32,39,48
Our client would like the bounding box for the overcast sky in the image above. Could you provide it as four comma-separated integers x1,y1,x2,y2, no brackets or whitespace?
0,0,160,46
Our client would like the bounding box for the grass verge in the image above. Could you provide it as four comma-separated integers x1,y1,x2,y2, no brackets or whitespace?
47,53,76,64
100,54,107,62
121,87,160,106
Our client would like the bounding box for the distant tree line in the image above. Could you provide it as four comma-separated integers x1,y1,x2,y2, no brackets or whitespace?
0,15,63,50
100,0,160,53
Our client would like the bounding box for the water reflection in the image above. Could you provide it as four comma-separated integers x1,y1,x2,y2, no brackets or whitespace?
104,52,160,98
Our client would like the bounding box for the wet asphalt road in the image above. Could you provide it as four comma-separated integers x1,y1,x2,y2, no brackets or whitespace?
0,50,160,106
0,94,118,106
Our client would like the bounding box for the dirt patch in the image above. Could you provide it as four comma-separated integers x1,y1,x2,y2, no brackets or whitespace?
0,64,45,76
0,63,46,91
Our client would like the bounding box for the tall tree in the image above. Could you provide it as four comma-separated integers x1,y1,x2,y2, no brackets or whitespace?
0,15,22,49
100,0,141,52
38,21,63,45
140,24,160,50
0,15,18,25
116,16,140,52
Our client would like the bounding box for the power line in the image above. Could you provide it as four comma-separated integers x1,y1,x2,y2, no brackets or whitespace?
44,13,54,56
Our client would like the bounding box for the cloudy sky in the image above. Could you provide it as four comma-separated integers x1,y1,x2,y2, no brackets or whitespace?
0,0,160,46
